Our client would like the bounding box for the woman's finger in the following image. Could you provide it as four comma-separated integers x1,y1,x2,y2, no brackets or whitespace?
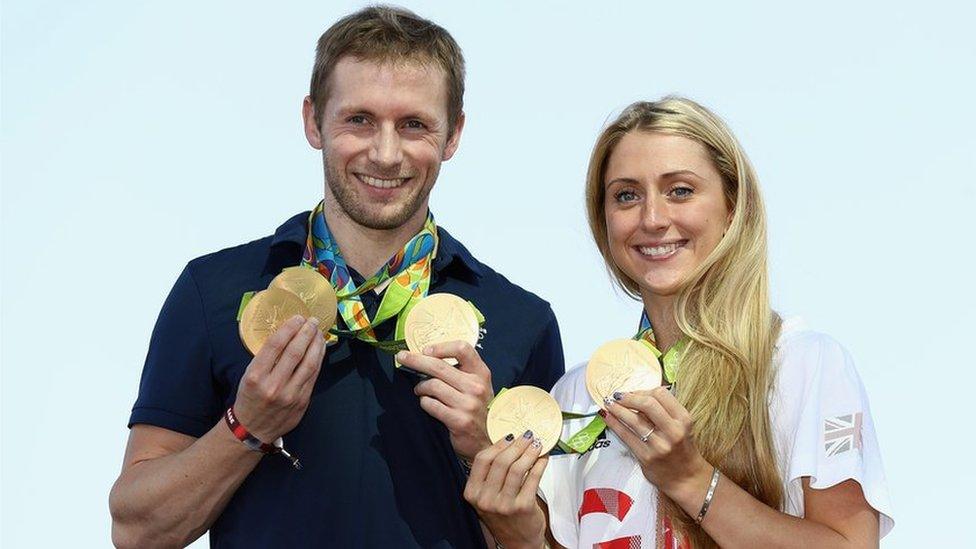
470,436,511,486
484,430,533,491
500,438,542,499
604,397,657,440
516,455,549,504
614,391,682,442
600,407,652,463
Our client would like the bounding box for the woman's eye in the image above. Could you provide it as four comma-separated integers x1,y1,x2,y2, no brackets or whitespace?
670,186,693,198
614,190,639,203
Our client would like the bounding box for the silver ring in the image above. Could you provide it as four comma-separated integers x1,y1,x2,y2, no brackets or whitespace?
640,428,654,443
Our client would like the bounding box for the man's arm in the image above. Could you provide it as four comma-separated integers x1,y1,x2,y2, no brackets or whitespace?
109,315,326,548
109,424,262,548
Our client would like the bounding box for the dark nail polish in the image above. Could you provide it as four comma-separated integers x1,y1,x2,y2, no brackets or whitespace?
505,433,514,442
612,391,624,401
523,430,533,439
598,409,607,418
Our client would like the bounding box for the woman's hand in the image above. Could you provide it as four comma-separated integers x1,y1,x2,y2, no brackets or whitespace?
600,387,713,498
464,431,549,549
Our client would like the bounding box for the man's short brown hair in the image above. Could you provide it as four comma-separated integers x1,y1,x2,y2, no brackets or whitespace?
310,5,465,135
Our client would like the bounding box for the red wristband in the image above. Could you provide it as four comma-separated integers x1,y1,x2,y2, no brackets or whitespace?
224,406,301,469
224,406,276,453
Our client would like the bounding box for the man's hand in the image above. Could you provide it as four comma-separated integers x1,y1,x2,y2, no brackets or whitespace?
233,315,326,442
397,341,493,460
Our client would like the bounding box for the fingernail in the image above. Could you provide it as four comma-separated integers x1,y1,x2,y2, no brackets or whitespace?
613,391,624,401
598,409,607,418
603,396,614,407
505,433,514,442
291,314,305,324
396,351,407,361
523,430,533,439
309,317,320,326
531,439,542,449
423,346,433,355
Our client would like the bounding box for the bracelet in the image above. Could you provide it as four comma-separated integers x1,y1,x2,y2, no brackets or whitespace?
695,467,720,524
224,406,301,469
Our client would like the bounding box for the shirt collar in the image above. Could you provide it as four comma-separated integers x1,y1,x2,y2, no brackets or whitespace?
268,210,484,278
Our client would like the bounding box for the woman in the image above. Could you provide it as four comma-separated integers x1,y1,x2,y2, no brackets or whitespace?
464,97,893,548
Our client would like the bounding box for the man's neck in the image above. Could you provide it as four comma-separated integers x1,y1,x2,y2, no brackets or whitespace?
321,201,428,276
640,293,682,352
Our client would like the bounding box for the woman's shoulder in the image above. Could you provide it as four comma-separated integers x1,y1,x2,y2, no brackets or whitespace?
774,316,862,390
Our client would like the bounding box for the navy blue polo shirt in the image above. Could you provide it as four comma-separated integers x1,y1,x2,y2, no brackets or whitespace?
129,211,565,548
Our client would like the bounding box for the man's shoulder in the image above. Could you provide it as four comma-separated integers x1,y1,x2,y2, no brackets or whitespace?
183,212,307,296
439,227,552,315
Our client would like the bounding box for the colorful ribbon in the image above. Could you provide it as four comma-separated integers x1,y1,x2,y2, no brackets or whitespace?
302,200,438,347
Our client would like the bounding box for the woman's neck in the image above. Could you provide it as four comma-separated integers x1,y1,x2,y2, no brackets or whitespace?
640,293,682,352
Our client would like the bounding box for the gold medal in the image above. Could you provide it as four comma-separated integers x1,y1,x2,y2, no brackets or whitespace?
486,386,563,455
403,293,480,365
585,339,662,408
239,288,311,355
270,266,338,334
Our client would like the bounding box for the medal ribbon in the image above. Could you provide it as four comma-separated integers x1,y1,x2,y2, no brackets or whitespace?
302,200,438,346
554,312,689,454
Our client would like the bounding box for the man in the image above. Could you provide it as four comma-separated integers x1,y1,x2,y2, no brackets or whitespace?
108,7,564,548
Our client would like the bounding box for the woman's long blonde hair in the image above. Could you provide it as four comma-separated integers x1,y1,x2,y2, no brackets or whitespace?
585,97,783,547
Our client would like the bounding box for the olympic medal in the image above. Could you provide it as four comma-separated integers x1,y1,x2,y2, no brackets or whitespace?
239,288,311,355
403,293,480,365
487,385,563,455
270,266,338,334
585,339,663,408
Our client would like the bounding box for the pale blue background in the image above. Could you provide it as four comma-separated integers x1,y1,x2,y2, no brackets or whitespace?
3,1,974,546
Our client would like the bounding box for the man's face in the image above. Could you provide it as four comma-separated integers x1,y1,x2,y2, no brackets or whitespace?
303,57,464,231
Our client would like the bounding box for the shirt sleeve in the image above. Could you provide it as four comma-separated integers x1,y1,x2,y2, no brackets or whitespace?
128,263,222,438
513,306,566,391
774,331,895,538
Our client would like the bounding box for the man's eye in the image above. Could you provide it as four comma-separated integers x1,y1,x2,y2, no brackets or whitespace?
348,115,368,124
614,190,639,203
404,120,426,130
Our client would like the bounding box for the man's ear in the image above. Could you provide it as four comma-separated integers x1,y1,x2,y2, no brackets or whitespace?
441,111,466,161
302,96,323,150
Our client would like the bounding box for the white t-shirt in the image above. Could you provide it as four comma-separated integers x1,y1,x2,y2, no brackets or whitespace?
538,318,894,548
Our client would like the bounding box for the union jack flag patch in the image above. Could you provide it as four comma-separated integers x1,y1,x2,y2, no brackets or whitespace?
824,412,863,457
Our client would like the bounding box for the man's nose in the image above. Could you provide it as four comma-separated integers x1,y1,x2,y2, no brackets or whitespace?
368,124,403,168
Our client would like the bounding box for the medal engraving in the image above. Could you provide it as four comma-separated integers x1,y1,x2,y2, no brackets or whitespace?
487,386,562,455
585,339,662,408
239,288,311,355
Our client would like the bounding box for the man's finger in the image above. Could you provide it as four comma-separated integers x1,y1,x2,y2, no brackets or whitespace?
414,377,466,408
423,341,489,378
285,327,326,395
418,395,466,429
270,318,320,383
397,351,466,388
251,315,306,374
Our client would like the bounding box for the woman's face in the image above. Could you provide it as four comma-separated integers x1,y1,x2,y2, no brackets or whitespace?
604,131,731,298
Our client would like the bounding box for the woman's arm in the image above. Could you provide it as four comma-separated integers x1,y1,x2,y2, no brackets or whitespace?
603,388,879,549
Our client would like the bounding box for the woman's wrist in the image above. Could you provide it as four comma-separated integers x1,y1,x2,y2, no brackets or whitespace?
658,455,715,513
